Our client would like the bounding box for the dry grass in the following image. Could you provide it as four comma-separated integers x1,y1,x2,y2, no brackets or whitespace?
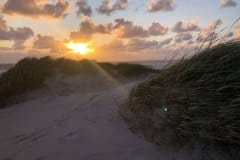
0,57,156,108
126,40,240,146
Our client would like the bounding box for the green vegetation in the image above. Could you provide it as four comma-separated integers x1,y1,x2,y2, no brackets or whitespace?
0,57,155,108
126,41,240,146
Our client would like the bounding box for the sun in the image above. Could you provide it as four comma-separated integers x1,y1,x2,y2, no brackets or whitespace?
66,41,94,55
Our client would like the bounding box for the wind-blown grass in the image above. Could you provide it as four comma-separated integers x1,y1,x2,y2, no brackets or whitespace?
125,41,240,146
0,57,156,108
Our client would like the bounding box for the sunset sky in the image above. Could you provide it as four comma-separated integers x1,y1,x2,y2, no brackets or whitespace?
0,0,239,63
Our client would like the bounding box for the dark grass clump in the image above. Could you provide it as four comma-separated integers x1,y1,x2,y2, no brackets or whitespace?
0,57,156,108
126,41,240,146
0,57,55,107
114,63,157,77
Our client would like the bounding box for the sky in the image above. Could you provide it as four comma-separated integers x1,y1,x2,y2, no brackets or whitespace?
0,0,239,63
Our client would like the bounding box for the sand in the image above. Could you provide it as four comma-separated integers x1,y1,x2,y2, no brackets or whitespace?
0,74,170,160
0,74,232,160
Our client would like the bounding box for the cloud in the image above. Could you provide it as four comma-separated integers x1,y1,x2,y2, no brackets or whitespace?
96,23,113,34
69,18,169,41
97,0,129,15
2,0,70,19
235,28,240,38
0,27,34,41
99,39,125,51
159,38,172,45
196,32,220,43
114,18,168,38
0,15,34,49
96,38,175,62
70,18,97,42
98,38,158,54
195,19,224,42
100,37,173,54
196,35,205,42
76,0,92,17
148,0,175,12
172,19,199,33
127,38,159,51
33,34,65,52
175,33,193,43
148,22,169,35
0,48,57,64
220,0,237,8
12,40,27,49
226,31,234,38
70,17,112,42
203,19,223,35
0,16,8,31
114,18,149,38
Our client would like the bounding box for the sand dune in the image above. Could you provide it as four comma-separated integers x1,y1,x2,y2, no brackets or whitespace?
0,74,228,160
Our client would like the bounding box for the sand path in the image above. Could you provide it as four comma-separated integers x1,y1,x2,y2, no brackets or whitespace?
0,76,170,160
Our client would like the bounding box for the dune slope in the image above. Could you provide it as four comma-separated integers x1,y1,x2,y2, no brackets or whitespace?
123,41,240,159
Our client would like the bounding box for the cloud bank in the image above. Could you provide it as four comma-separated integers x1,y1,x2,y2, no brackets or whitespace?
0,15,34,49
2,0,70,19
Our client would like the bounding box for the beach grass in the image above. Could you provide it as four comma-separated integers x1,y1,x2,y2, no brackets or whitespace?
125,40,240,146
0,57,156,108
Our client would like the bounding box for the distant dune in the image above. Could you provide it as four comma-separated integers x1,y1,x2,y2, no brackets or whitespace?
0,58,156,108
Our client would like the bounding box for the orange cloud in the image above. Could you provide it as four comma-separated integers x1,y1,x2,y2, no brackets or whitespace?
2,0,70,19
235,28,240,38
0,15,34,49
70,17,113,42
33,34,66,53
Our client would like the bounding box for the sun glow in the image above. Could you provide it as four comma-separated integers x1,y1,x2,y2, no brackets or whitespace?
66,41,94,55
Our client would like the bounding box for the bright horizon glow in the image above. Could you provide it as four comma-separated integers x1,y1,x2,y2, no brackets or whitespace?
65,42,94,55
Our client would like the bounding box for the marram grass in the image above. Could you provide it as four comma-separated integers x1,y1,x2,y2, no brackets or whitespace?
0,57,156,108
126,40,240,146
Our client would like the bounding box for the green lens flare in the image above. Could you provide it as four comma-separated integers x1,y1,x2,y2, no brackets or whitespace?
164,108,168,112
